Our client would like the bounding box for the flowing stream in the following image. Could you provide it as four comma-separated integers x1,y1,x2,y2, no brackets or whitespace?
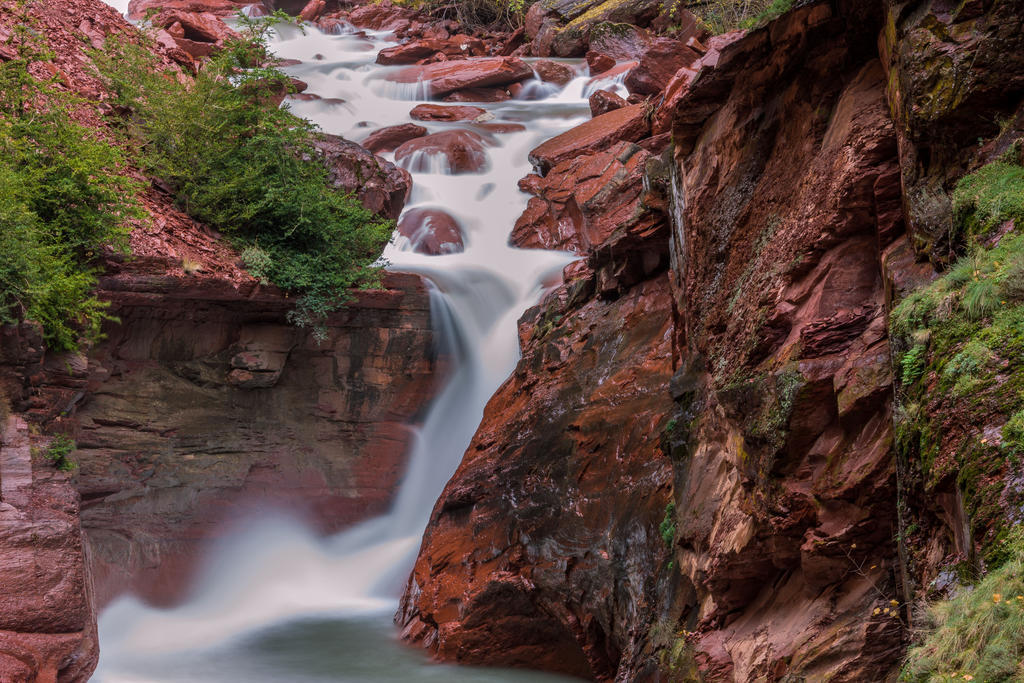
93,10,626,681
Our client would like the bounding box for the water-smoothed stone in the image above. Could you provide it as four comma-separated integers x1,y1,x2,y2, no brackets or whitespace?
376,36,486,65
362,123,428,153
314,133,411,219
528,102,649,175
409,103,488,122
532,59,575,86
442,87,511,102
394,129,491,174
396,208,465,255
588,88,625,117
388,57,533,97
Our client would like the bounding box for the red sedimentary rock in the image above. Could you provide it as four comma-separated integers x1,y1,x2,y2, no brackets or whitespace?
393,129,492,174
388,57,533,97
588,88,626,117
528,103,649,174
362,123,428,153
409,103,488,122
397,208,465,255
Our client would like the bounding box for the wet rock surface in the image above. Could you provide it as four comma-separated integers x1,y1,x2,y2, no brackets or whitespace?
397,208,465,255
528,102,649,174
361,122,428,153
314,133,412,220
394,129,492,174
389,57,534,97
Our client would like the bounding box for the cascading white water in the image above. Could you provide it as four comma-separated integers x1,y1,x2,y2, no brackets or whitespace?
94,13,600,682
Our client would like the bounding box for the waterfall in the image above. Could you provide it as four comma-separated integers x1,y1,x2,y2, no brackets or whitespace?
94,14,589,682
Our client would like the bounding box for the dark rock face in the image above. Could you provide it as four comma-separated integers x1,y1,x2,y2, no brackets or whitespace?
398,273,676,680
660,5,906,680
880,0,1024,266
399,1,950,680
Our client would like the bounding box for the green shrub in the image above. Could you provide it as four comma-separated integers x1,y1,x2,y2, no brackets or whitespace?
95,14,392,335
1003,411,1024,458
0,11,138,350
901,529,1024,682
42,434,77,472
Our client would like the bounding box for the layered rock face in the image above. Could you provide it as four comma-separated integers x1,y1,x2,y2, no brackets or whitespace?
45,270,435,607
659,4,907,679
0,413,97,682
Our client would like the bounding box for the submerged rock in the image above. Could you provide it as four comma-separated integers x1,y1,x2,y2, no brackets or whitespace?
362,123,428,153
397,208,465,255
394,129,491,174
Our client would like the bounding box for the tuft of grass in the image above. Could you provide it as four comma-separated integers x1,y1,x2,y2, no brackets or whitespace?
901,529,1024,682
953,160,1024,239
689,0,794,34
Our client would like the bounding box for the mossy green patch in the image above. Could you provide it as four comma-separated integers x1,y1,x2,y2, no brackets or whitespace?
892,155,1024,555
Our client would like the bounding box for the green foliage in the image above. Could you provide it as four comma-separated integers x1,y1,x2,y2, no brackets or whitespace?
95,15,392,334
900,344,928,386
1003,410,1024,458
953,160,1024,238
901,528,1024,682
891,155,1024,556
42,434,77,472
689,0,794,34
660,501,677,548
0,7,138,350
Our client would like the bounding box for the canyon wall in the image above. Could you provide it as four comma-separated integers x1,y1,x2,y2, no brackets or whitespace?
402,0,1024,680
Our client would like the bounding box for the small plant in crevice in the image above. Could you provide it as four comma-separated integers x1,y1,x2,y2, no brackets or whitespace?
40,434,77,472
900,344,928,386
660,501,677,549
